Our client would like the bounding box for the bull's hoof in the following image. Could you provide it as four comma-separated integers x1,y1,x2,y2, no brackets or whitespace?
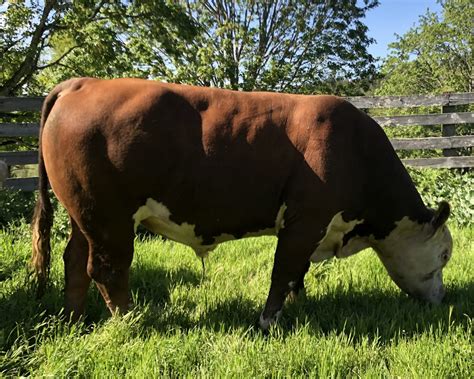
258,310,282,332
255,318,270,337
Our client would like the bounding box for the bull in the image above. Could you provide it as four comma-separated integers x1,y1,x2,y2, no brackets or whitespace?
31,78,452,329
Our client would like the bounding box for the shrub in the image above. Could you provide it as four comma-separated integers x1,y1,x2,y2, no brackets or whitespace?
0,191,70,240
409,168,473,227
0,190,36,228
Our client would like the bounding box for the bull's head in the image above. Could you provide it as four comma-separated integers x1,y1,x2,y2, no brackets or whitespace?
374,202,452,304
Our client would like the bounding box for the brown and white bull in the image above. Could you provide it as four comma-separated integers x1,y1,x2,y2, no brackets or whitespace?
32,78,453,329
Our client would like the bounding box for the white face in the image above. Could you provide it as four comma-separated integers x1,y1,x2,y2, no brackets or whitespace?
374,218,453,304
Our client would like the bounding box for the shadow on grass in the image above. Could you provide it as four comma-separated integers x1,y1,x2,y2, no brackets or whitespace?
281,281,474,341
130,262,473,341
0,264,201,350
0,281,65,347
1,262,472,347
138,278,473,342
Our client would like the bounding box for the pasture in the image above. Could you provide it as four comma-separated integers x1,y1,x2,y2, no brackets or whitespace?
0,221,472,377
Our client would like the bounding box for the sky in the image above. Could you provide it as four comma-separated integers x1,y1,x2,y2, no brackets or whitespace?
363,0,443,60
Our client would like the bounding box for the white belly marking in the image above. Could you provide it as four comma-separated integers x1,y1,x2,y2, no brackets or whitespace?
133,199,287,258
133,199,204,249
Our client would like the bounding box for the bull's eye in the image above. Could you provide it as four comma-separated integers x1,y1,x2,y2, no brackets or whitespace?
422,270,436,281
441,250,449,263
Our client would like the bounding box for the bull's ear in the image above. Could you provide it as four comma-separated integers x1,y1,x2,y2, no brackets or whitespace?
431,201,450,230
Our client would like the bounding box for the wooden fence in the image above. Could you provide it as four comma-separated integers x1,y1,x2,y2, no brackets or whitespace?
0,93,473,191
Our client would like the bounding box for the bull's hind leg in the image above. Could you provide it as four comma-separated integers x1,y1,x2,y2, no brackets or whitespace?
260,221,321,331
64,218,91,320
85,220,135,315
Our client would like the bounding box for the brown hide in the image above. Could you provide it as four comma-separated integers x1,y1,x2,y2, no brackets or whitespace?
33,78,433,324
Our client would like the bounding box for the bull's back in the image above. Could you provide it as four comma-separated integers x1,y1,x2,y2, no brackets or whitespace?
42,79,303,236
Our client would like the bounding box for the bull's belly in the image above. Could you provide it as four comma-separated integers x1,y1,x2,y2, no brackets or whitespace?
133,198,286,257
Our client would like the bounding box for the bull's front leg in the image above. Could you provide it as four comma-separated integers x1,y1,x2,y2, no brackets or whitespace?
260,219,323,331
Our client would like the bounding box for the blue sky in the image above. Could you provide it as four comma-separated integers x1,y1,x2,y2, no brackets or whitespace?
363,0,442,60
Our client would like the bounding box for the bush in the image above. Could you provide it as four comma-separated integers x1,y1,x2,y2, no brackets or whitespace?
409,168,473,227
0,190,36,228
0,191,70,240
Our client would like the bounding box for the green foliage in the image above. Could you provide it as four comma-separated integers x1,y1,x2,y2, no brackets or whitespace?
409,168,474,227
50,200,70,241
165,0,379,95
0,1,197,96
1,0,378,96
376,0,473,95
0,224,473,376
0,190,70,239
0,1,35,92
0,190,35,228
371,0,473,222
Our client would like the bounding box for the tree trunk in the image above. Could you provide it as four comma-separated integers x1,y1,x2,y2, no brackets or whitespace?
0,0,56,96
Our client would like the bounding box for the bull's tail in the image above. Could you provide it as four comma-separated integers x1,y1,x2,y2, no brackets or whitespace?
31,87,61,297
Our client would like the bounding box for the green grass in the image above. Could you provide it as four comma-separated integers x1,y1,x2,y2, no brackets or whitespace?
1,222,473,377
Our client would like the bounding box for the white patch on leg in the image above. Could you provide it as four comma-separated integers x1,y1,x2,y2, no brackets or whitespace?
275,203,287,233
259,309,282,331
310,212,367,263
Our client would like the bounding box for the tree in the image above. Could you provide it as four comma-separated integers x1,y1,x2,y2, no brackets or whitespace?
0,0,196,95
372,0,473,222
1,0,378,96
163,0,378,94
375,0,473,95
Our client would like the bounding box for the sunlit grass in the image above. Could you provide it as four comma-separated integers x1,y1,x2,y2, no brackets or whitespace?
1,223,472,377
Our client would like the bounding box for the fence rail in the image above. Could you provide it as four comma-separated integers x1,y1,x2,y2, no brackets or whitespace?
3,177,39,192
1,92,473,191
401,156,474,169
373,112,473,127
0,151,38,165
346,92,474,108
0,122,39,137
0,97,44,112
390,136,474,150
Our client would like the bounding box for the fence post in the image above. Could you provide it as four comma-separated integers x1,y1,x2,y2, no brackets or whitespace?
441,103,457,157
0,160,9,188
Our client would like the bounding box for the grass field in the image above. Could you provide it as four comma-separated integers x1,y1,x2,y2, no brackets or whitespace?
1,222,472,377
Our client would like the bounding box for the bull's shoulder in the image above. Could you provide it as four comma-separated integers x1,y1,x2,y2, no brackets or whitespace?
290,94,363,129
309,95,359,116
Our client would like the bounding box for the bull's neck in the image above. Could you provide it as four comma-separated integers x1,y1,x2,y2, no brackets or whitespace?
375,168,431,242
362,119,432,238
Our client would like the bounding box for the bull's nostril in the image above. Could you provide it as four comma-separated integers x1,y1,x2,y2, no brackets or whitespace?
427,287,445,305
